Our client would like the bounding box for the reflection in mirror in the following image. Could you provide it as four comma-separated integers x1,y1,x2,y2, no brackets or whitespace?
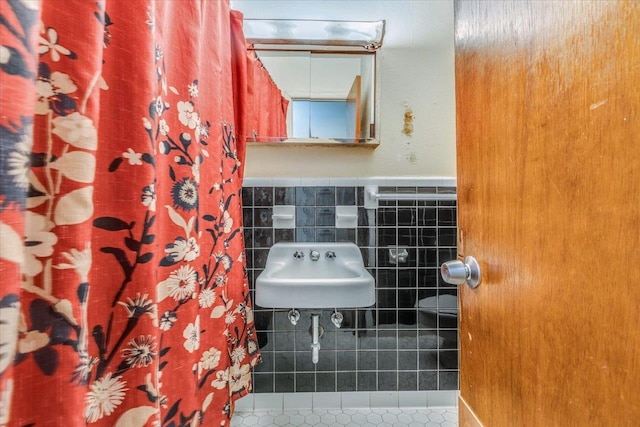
240,19,384,147
292,100,354,139
255,51,375,142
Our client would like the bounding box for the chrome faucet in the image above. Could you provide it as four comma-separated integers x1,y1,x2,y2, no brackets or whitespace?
293,251,304,259
325,251,336,259
309,250,320,261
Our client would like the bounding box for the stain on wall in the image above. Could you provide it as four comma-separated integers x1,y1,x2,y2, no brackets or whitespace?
403,106,414,136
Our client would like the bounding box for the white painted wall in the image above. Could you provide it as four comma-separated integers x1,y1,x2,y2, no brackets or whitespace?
231,0,456,178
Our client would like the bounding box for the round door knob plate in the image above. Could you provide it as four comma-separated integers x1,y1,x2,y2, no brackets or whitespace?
441,256,481,288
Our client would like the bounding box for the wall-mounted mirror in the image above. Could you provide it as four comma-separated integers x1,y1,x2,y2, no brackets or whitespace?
243,19,384,148
254,50,375,143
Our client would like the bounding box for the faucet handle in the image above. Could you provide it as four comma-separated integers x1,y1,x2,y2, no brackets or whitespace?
325,251,336,259
310,250,320,261
293,251,304,259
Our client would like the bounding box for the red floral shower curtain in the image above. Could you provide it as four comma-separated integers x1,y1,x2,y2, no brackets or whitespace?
0,0,263,425
245,50,290,142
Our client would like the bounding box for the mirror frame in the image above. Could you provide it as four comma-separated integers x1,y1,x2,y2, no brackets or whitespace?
243,19,384,148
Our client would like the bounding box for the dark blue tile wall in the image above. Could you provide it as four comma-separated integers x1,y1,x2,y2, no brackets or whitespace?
243,185,458,393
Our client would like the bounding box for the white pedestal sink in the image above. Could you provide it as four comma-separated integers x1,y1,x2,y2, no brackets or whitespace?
255,242,375,309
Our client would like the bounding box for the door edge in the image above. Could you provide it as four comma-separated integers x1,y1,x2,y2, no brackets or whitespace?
459,395,484,427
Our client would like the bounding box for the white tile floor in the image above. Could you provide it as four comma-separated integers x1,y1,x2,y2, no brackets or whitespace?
231,407,458,426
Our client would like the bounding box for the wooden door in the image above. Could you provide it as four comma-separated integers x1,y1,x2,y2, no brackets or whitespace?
454,1,640,426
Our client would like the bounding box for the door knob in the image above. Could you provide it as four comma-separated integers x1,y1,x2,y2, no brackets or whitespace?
441,256,481,288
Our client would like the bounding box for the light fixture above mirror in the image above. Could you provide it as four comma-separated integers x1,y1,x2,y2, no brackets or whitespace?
243,19,385,51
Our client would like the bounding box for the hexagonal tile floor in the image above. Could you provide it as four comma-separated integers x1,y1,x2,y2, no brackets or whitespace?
230,407,457,426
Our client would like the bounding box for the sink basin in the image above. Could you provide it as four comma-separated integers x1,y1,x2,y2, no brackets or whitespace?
255,242,375,309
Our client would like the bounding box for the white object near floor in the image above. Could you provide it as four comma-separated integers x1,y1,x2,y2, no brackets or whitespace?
232,390,460,426
235,391,458,412
230,407,458,427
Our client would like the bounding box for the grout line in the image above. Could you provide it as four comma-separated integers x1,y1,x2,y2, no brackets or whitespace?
246,184,458,395
241,391,460,411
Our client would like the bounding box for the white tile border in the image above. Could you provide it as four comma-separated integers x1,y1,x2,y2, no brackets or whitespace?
283,392,313,410
243,176,457,188
370,391,399,408
398,391,429,408
234,394,254,412
236,391,459,412
253,392,283,411
312,392,342,409
340,391,371,409
427,390,459,407
371,176,457,187
300,177,331,186
329,177,360,186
